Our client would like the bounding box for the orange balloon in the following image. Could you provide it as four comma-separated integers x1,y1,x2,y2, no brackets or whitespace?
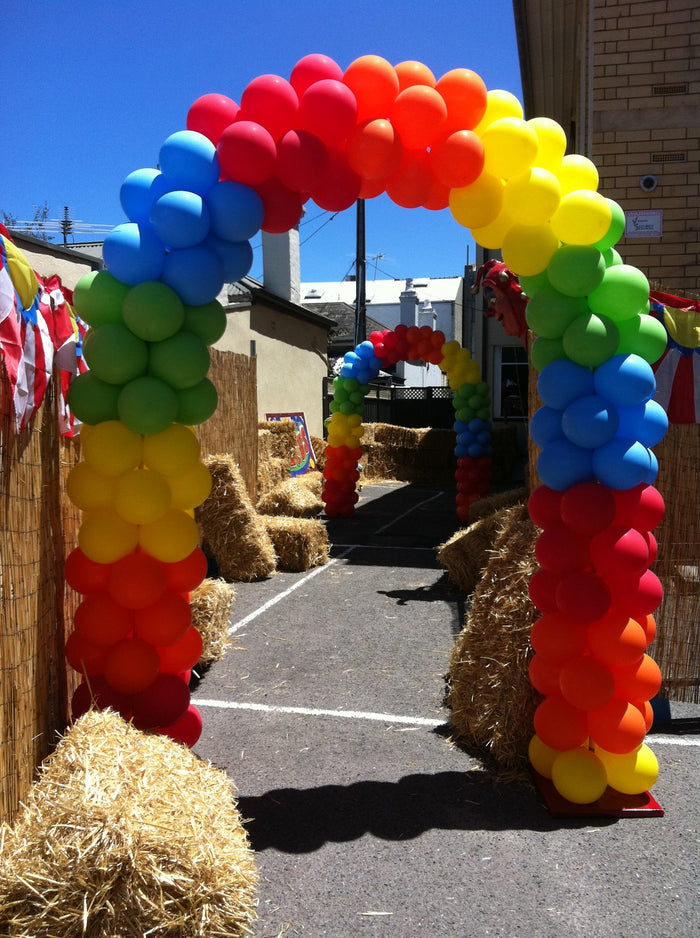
632,698,655,731
74,592,134,646
134,591,192,646
103,637,160,695
435,68,488,130
390,85,447,150
156,625,203,673
559,654,615,710
587,612,647,668
345,119,402,180
530,612,588,663
613,654,662,702
343,54,399,122
422,175,450,212
534,694,590,750
636,613,656,645
385,151,433,208
394,60,436,91
588,699,647,754
428,130,484,189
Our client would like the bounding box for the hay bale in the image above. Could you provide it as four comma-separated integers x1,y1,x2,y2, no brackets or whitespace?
197,455,276,582
261,516,330,572
257,455,290,501
0,710,257,937
257,419,297,460
191,578,236,667
256,473,323,518
468,486,529,523
310,436,326,469
447,503,540,781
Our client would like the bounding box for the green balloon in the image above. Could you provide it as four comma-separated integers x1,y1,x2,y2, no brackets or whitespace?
562,312,620,368
587,264,650,323
519,270,549,299
67,371,120,424
82,323,148,385
593,198,626,251
182,299,227,346
526,286,588,339
148,330,211,390
546,244,606,297
531,336,565,371
117,376,178,435
72,270,129,327
603,247,623,267
176,378,218,426
616,312,668,364
122,281,184,341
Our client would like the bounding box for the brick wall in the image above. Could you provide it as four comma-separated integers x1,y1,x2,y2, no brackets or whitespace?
591,0,699,295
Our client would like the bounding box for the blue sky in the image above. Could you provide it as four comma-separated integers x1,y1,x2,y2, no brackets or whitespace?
3,0,523,283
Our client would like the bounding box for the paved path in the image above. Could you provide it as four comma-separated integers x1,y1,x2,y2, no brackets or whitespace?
192,482,699,938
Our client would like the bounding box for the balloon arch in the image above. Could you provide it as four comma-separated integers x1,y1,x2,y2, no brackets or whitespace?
65,54,666,808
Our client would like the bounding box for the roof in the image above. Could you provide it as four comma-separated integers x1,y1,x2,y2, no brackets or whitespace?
8,231,104,267
305,300,390,340
300,276,464,307
225,275,335,332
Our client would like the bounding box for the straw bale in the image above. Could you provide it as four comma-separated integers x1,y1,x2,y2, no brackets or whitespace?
447,504,540,781
257,419,297,460
256,473,324,518
191,578,236,667
257,455,290,501
0,709,257,937
197,455,276,582
261,516,330,572
468,486,528,523
310,436,326,469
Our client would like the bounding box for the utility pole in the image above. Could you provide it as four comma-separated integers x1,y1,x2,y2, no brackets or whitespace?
60,206,73,245
354,198,366,348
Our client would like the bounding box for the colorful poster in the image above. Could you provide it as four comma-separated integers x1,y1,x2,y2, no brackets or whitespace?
265,412,317,476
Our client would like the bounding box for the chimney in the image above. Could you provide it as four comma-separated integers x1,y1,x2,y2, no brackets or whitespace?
262,227,301,304
418,299,436,330
399,277,418,328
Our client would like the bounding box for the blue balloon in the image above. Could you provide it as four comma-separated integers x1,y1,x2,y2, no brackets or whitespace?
457,431,475,446
617,399,668,448
537,359,595,410
149,190,210,249
646,448,659,484
561,394,619,449
356,341,376,360
592,436,652,490
158,130,220,195
477,431,491,445
468,443,485,458
344,352,361,368
103,223,165,286
530,405,564,448
537,438,594,491
205,181,264,242
203,234,253,282
160,246,223,306
120,168,173,225
593,353,656,407
454,420,469,434
455,444,469,459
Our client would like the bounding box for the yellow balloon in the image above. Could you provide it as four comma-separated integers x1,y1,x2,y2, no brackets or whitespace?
66,461,116,511
557,153,599,194
138,508,200,563
551,748,608,804
168,461,212,510
528,117,567,172
78,510,139,563
481,117,539,180
550,190,612,246
528,734,560,779
81,420,143,476
502,223,560,277
503,167,561,226
449,172,504,230
596,744,659,795
113,468,172,525
471,211,516,249
142,423,201,476
474,89,523,134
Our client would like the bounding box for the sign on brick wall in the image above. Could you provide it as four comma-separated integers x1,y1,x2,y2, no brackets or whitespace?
625,210,663,238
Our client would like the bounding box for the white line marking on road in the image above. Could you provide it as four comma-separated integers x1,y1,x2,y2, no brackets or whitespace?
648,734,700,747
331,543,436,552
194,698,446,727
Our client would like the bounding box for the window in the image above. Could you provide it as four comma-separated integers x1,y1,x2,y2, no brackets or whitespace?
494,345,528,419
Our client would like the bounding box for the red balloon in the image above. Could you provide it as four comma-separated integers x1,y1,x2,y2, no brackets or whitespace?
528,653,561,695
237,74,298,141
131,673,191,729
157,703,203,747
385,151,433,209
632,698,654,731
613,653,662,702
103,637,160,695
435,68,488,130
165,548,208,593
107,551,167,609
157,625,203,673
290,54,344,97
65,630,107,677
74,592,134,646
310,149,361,212
421,175,450,211
71,676,133,721
534,694,590,750
298,78,358,147
359,177,386,200
535,523,590,575
643,531,658,565
559,654,615,710
636,613,656,646
590,525,649,579
527,485,563,529
217,120,277,186
65,547,110,594
187,93,239,144
134,591,192,646
390,85,447,150
559,482,616,536
556,571,611,623
428,129,484,188
528,568,562,614
254,176,304,233
345,119,402,181
613,484,665,532
587,612,647,668
588,699,647,753
275,129,329,193
530,612,589,662
608,568,663,618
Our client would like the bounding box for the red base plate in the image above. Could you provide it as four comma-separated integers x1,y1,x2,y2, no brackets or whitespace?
534,772,664,818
